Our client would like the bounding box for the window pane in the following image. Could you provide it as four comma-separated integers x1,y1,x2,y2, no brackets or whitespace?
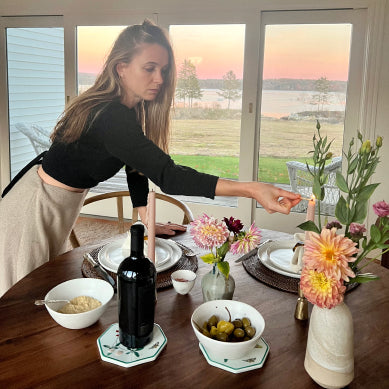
7,27,64,179
76,24,245,207
258,24,351,214
169,25,245,185
77,26,125,94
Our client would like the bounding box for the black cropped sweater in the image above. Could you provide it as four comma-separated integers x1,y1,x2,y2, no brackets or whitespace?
42,101,218,208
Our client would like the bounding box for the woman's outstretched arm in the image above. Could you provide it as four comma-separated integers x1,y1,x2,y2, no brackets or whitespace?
215,179,301,214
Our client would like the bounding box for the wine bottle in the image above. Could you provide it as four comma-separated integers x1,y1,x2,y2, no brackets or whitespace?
118,223,156,348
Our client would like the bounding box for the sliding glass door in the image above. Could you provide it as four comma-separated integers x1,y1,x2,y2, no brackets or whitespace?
254,9,367,230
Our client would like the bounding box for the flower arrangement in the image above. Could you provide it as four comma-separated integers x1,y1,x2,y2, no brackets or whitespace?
190,214,261,278
298,121,389,309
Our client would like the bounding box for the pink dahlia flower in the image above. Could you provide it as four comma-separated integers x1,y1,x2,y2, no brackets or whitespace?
300,267,345,309
303,227,358,282
230,223,261,254
190,214,229,249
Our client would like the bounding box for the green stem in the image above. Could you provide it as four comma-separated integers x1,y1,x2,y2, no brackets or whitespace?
357,247,389,271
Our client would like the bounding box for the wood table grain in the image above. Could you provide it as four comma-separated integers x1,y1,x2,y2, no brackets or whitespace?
0,230,388,389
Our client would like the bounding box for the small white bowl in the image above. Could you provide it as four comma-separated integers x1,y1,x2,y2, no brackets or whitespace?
191,300,265,359
171,270,197,295
44,278,114,329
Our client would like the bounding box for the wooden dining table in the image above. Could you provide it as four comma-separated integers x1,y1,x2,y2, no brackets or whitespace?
1,228,388,389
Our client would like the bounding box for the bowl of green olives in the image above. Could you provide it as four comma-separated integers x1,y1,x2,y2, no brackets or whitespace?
191,299,265,359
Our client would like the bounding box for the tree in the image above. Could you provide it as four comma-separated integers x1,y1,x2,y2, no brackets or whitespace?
217,70,241,109
311,76,331,112
176,59,202,108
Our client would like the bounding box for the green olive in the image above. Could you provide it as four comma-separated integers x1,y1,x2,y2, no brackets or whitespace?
210,326,218,337
242,317,251,329
216,332,228,342
232,319,243,328
207,315,218,329
202,329,211,338
245,326,256,338
233,328,245,338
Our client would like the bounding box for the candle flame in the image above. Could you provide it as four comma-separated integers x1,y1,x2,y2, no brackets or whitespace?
310,195,316,201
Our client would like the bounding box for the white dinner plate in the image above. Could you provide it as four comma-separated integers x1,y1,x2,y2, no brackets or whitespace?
266,240,301,275
257,241,301,279
98,238,182,274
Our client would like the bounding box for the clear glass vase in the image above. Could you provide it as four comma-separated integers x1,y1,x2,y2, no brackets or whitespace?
201,263,235,302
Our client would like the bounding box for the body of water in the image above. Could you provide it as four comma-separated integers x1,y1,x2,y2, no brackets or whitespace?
178,89,346,118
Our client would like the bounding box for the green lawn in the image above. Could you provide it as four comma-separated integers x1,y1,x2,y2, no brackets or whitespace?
170,116,342,184
171,154,315,184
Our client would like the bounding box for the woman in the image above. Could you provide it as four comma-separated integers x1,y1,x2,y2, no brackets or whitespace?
0,20,301,297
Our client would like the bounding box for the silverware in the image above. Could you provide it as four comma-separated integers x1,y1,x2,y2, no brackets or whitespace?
171,240,196,257
84,253,117,291
234,239,272,263
34,299,69,306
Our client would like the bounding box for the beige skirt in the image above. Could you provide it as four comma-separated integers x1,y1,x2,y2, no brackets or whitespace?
0,166,87,297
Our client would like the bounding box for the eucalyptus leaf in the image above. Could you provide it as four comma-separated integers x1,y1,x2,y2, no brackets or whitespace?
201,253,216,264
353,201,368,224
217,261,230,279
216,241,230,259
370,224,381,243
335,196,349,225
297,220,320,233
322,136,327,148
347,156,358,174
335,172,349,193
313,177,322,200
356,183,379,202
376,243,389,249
348,273,379,283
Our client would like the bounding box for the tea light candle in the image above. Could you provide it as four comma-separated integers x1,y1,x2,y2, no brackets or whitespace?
306,195,316,222
147,190,156,264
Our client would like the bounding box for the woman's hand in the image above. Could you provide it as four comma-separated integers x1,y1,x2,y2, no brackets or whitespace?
155,222,187,236
215,179,301,214
252,182,301,214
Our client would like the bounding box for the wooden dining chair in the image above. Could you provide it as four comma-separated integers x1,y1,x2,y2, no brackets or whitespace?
69,191,194,248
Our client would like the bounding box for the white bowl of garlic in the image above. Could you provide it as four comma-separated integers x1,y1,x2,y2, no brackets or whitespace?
43,278,114,329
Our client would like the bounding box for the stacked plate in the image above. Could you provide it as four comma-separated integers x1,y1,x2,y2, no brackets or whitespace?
98,237,182,274
257,240,301,279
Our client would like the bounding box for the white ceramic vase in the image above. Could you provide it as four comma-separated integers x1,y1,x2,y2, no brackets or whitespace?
304,302,354,389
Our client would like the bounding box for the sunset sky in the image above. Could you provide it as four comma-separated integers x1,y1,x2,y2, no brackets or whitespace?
78,23,351,81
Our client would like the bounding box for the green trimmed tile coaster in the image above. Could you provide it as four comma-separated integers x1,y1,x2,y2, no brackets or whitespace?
97,323,167,368
199,337,269,374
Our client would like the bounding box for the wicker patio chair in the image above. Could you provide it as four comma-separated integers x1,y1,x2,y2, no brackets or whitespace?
15,123,51,155
286,156,342,215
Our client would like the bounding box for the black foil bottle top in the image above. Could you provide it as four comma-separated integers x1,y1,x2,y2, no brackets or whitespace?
131,223,145,256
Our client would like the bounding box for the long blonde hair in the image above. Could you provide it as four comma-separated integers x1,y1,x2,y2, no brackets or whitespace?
51,19,176,152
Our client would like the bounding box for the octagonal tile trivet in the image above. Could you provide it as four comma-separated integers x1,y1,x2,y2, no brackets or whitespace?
199,337,269,374
97,323,167,367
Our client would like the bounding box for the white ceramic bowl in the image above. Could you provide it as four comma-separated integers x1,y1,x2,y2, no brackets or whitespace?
44,278,114,329
171,270,197,295
191,299,265,359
